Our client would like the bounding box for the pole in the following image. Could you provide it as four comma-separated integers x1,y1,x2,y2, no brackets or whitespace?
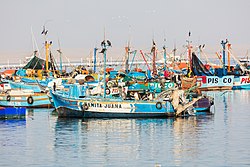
188,43,192,70
93,47,97,73
152,45,157,75
59,52,62,74
45,41,50,72
140,50,151,71
129,50,137,71
221,40,228,76
125,46,129,73
163,46,167,71
227,43,231,72
103,48,107,98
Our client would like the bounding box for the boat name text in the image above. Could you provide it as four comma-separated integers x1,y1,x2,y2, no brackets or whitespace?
87,102,122,108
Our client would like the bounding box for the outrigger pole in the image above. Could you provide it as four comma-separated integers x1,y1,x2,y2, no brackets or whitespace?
227,42,231,72
163,38,167,71
221,39,228,76
139,50,151,71
45,41,51,72
93,47,98,73
57,39,63,75
129,50,137,72
100,28,112,98
151,40,157,76
187,31,192,71
125,44,130,74
41,21,52,73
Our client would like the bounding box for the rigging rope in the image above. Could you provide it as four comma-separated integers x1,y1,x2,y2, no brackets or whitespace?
227,48,250,73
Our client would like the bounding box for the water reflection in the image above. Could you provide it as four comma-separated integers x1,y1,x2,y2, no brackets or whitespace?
1,91,250,166
0,119,26,127
52,91,250,166
53,116,216,166
172,115,214,165
0,119,27,166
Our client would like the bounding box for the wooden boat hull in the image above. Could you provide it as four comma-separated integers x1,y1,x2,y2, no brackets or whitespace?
0,93,52,108
51,91,176,118
8,81,42,93
51,90,212,118
56,107,175,118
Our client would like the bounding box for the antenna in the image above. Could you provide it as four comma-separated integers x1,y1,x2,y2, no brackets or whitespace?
163,36,167,71
57,38,63,75
104,26,106,41
31,27,35,52
128,25,132,47
31,26,40,57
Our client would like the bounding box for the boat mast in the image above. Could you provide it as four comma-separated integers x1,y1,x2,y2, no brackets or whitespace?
173,41,176,62
152,40,157,76
163,38,167,71
221,39,228,76
100,29,111,98
41,25,51,72
140,50,151,71
187,31,192,71
59,51,62,74
125,26,132,73
57,39,63,75
93,47,98,73
227,42,231,72
129,50,137,71
125,43,130,74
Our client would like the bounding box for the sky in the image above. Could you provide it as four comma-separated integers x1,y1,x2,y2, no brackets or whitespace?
1,0,250,64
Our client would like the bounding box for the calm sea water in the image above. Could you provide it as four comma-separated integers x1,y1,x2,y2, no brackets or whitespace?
0,90,250,167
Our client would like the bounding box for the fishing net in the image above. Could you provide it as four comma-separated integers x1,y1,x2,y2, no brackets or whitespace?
191,53,214,76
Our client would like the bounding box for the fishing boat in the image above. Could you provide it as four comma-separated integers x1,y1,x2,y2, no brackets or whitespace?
50,83,213,118
50,39,214,118
0,89,51,108
233,76,250,89
187,40,234,91
0,107,26,119
11,26,62,94
191,39,250,90
8,80,42,93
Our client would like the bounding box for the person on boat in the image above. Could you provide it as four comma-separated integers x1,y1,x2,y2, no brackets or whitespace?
53,82,56,91
177,75,182,88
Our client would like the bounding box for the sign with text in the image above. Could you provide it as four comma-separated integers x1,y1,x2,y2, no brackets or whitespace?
198,76,234,88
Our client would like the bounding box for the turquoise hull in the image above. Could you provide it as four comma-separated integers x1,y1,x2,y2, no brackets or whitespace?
50,88,212,118
51,90,176,118
233,76,250,90
0,93,52,108
8,81,42,93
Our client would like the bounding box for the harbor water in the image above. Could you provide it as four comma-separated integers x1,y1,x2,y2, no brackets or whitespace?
0,90,250,167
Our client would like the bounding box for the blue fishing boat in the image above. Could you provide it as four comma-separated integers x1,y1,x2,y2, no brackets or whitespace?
188,40,234,91
0,107,26,119
8,80,42,93
51,90,175,118
190,39,250,90
233,76,250,89
0,89,52,108
50,84,213,118
50,39,214,118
